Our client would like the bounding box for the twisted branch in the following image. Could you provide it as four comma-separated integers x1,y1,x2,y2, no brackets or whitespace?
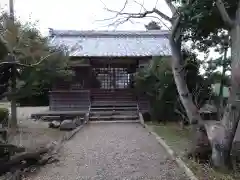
0,52,59,67
99,0,172,28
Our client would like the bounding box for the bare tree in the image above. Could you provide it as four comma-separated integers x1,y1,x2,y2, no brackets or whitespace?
101,0,240,169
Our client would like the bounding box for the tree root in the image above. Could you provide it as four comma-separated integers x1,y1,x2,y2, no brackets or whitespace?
186,124,212,163
0,142,58,178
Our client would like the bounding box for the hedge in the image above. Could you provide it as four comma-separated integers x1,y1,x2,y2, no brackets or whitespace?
0,107,9,126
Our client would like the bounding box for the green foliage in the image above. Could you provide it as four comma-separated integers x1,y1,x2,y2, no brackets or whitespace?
135,57,176,121
0,13,73,101
175,0,236,54
206,72,230,86
145,21,161,30
135,54,210,122
204,56,230,73
0,107,9,125
0,64,12,96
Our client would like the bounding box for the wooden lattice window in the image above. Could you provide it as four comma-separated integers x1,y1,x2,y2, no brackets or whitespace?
93,67,130,89
115,68,130,89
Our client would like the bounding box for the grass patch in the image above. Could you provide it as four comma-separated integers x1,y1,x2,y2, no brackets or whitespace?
147,122,240,180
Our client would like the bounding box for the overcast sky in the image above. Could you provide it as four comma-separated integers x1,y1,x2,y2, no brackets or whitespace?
0,0,223,64
0,0,172,36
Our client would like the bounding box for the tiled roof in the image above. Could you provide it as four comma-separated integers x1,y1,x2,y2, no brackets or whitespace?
49,29,171,57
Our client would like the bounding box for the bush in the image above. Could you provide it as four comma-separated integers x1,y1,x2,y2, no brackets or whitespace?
134,55,211,123
142,112,151,122
16,94,49,106
0,107,9,126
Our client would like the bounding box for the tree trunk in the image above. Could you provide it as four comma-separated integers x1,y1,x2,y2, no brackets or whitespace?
9,0,18,130
169,15,239,169
168,16,215,162
210,4,240,169
166,0,240,169
170,32,202,125
9,62,17,129
217,47,228,120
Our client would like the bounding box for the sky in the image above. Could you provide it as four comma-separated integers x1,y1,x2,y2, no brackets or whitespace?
0,0,223,68
0,0,172,36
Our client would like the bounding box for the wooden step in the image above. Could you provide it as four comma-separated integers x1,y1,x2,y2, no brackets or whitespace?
92,96,134,98
91,103,137,108
90,111,138,116
92,96,134,99
89,120,140,123
90,115,139,121
91,107,138,111
92,98,134,100
91,101,136,104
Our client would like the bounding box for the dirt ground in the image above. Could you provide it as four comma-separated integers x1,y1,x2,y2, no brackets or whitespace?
0,106,66,179
0,105,189,179
28,123,188,180
3,106,65,150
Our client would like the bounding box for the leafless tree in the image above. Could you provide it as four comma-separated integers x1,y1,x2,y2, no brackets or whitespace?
101,0,240,169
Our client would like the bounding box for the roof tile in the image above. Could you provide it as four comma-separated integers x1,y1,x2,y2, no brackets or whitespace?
49,29,171,57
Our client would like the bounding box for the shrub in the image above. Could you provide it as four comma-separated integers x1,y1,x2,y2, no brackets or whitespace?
134,55,211,123
0,107,9,126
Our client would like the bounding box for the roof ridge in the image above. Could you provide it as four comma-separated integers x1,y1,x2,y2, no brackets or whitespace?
49,29,170,37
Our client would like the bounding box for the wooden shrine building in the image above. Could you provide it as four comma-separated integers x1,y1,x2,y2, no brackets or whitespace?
31,29,171,120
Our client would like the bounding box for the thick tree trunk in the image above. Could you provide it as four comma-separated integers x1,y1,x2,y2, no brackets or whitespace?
209,3,240,169
170,36,202,125
217,48,227,120
169,15,238,169
169,18,212,165
168,0,240,169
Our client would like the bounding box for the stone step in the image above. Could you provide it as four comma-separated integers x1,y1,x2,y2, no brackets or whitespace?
31,111,86,119
89,115,139,121
40,116,61,121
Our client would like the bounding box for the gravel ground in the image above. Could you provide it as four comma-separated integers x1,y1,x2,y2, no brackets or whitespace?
5,106,64,150
29,123,188,180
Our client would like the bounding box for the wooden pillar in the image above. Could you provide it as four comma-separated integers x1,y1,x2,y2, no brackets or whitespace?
112,67,116,89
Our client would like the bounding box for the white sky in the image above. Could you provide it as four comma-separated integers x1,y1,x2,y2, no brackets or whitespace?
0,0,172,36
0,0,223,70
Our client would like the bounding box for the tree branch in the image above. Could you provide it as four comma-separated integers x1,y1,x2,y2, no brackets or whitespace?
169,16,181,43
165,0,177,14
216,0,234,28
101,0,172,28
0,33,12,53
152,8,172,22
0,52,58,67
106,8,171,22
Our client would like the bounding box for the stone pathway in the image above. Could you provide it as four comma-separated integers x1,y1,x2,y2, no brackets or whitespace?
29,123,188,180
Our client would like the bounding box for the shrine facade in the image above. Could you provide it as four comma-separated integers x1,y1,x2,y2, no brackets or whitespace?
48,29,171,113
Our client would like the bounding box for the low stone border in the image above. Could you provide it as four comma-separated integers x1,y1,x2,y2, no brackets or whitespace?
51,119,88,155
46,113,90,154
138,113,198,180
